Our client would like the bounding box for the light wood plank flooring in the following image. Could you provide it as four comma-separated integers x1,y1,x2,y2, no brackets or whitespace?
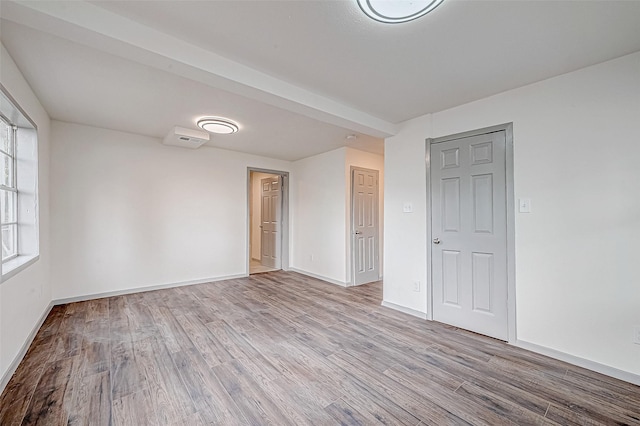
1,271,639,425
250,259,279,275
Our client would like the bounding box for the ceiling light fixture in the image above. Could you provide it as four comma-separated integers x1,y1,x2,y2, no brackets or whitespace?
197,117,239,134
357,0,444,24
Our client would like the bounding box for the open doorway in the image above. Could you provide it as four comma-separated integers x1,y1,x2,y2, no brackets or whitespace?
247,168,289,275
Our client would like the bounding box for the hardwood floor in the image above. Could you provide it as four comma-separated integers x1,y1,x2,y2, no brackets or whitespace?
249,259,279,275
1,271,639,425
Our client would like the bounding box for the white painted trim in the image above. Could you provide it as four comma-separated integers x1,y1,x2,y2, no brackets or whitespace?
0,301,53,395
288,268,348,287
503,124,517,343
1,254,39,283
381,300,428,319
53,274,246,305
514,340,640,386
425,138,434,321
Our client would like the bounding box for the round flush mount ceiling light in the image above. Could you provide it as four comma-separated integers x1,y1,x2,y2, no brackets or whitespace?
197,117,239,134
357,0,444,23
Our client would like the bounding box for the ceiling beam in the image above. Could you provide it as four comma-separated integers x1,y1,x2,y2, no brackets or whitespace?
2,0,397,138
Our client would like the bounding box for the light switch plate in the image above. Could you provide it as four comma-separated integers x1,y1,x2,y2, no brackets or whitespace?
403,202,413,213
519,198,532,213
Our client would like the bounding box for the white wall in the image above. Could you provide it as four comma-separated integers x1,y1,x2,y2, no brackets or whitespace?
0,44,52,383
250,171,278,261
345,147,384,282
384,52,640,377
49,123,385,302
291,147,384,285
383,116,430,312
50,121,291,300
291,148,348,283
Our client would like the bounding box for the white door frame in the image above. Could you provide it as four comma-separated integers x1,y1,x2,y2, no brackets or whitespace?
246,167,290,275
425,123,517,343
350,166,380,286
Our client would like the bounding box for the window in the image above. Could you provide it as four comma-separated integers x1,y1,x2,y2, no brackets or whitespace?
1,116,18,262
0,85,39,280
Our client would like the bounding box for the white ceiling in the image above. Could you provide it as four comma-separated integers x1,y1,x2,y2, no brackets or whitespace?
0,20,383,160
2,0,640,161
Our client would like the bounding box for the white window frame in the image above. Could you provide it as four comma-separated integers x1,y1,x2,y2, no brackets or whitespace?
1,115,19,263
0,84,40,282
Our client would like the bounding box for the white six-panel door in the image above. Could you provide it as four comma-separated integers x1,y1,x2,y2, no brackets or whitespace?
352,168,379,286
261,176,281,269
431,131,508,340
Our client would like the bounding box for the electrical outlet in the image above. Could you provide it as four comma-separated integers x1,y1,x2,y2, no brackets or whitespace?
413,281,420,292
633,326,640,345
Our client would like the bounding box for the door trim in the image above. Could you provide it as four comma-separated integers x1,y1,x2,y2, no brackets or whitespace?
350,166,380,287
425,123,516,343
246,167,290,275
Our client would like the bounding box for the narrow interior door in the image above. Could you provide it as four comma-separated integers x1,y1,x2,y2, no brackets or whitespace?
261,176,281,269
352,168,379,285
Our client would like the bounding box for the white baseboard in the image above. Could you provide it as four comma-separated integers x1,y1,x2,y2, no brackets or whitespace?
381,300,428,319
379,301,639,386
514,340,640,386
0,301,53,395
288,268,347,287
53,273,247,305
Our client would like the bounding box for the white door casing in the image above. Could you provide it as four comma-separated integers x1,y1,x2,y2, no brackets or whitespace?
430,130,509,340
352,167,379,286
261,176,281,269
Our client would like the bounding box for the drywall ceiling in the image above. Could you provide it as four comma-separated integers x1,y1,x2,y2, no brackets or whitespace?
0,20,382,160
2,1,640,161
90,0,640,122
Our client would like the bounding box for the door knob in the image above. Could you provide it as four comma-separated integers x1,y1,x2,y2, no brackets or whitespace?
355,231,362,235
433,238,441,244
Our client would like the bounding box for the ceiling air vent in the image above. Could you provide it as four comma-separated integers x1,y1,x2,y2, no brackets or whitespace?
163,126,210,149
